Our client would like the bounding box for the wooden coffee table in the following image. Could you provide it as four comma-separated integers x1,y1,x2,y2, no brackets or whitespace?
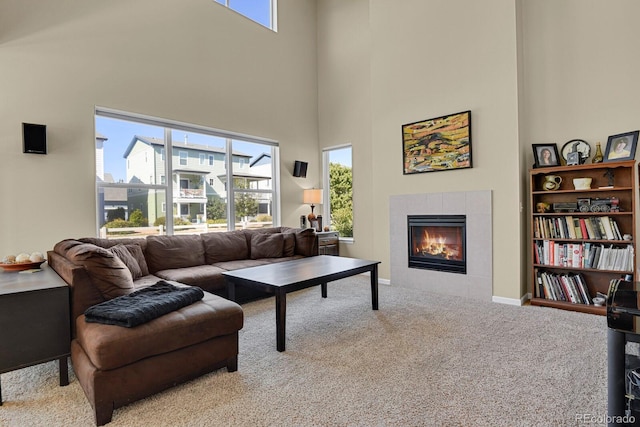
223,256,380,351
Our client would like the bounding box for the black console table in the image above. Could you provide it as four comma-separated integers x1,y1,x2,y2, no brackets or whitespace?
0,265,70,404
607,279,640,425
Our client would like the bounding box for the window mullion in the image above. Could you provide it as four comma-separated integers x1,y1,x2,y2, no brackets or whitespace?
165,128,174,236
226,138,234,230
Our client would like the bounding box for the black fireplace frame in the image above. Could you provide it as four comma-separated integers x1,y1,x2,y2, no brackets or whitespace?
407,214,467,274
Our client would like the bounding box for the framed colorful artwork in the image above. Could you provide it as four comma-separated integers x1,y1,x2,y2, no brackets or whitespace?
402,110,471,175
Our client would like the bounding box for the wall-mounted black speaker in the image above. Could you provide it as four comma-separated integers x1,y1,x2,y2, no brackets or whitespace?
23,123,47,154
293,160,308,178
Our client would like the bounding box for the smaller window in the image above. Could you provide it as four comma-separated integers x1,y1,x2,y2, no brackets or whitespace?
199,153,206,165
214,0,276,31
323,146,353,238
161,175,166,185
209,155,214,166
209,178,214,186
179,151,188,166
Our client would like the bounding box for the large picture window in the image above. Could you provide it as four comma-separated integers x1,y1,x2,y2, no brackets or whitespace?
322,145,353,239
95,107,279,238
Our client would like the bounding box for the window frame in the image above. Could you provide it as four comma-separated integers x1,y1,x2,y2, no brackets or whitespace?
322,144,353,241
214,0,278,32
95,106,280,236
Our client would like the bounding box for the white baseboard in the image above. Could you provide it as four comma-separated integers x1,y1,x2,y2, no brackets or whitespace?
357,271,391,286
492,295,528,306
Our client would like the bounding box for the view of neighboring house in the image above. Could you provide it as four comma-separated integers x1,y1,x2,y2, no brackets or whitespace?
96,133,129,222
121,135,271,224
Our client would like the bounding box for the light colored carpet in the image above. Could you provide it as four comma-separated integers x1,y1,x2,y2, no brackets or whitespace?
0,275,607,426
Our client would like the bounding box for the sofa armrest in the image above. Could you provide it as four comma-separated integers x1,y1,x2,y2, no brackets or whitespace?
47,250,105,337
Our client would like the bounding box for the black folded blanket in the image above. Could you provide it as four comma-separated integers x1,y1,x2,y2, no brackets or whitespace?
84,280,205,328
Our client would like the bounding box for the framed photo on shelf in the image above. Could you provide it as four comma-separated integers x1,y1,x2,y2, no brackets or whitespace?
532,144,560,168
604,130,639,162
401,110,471,175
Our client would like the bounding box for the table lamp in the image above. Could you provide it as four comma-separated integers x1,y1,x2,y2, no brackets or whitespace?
303,188,323,223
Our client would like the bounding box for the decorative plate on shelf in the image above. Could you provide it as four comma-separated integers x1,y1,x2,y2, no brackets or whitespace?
561,139,591,164
0,261,45,271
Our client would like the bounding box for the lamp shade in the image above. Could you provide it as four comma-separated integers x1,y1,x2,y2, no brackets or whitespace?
303,189,323,205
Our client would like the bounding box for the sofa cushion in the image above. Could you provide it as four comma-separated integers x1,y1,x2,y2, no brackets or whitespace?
145,235,205,273
283,233,295,257
290,228,317,257
109,244,144,279
202,230,248,264
125,243,149,276
65,243,134,300
154,265,227,292
213,259,272,271
250,233,284,259
75,291,243,371
79,236,148,252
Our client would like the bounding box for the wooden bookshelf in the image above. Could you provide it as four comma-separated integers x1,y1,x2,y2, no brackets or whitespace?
529,160,636,315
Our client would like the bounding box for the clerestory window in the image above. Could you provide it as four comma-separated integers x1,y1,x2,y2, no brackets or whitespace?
214,0,277,31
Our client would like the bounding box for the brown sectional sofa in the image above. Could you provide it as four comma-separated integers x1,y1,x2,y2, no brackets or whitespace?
47,226,317,425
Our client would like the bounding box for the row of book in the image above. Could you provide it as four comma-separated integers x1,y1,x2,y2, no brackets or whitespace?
534,240,634,271
533,215,625,241
535,270,592,304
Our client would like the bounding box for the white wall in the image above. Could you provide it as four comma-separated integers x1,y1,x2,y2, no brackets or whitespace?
318,0,522,299
0,0,318,256
520,0,640,294
318,0,640,301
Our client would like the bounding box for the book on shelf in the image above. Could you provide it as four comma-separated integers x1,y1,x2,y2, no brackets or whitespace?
578,218,589,241
535,270,591,304
601,216,616,240
534,240,634,271
534,216,624,241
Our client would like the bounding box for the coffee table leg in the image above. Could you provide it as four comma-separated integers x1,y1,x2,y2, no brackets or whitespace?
321,282,327,298
371,265,379,310
226,280,236,302
275,290,286,352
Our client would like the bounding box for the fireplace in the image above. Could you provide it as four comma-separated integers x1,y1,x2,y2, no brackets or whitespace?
407,215,466,274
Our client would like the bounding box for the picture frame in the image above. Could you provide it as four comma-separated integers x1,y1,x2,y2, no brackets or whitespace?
604,130,639,162
402,110,471,174
532,144,560,168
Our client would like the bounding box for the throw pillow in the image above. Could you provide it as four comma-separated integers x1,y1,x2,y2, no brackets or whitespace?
283,233,295,257
145,235,205,273
66,243,134,300
124,244,149,276
202,230,249,263
250,233,284,259
109,244,143,279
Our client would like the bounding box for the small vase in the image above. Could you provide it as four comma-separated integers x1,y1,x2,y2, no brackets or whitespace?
592,142,604,163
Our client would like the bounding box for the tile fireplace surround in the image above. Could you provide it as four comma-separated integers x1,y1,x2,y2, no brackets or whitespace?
389,190,493,301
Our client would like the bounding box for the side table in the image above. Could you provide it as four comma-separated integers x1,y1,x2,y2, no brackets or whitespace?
317,231,339,256
0,265,71,404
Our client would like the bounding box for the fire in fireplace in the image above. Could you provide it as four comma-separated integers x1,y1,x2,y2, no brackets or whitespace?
407,215,466,274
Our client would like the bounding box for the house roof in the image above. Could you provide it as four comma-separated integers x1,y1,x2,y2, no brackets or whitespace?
250,152,271,167
122,135,252,159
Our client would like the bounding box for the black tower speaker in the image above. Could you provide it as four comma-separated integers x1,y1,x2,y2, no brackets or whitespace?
293,160,308,178
23,123,47,154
